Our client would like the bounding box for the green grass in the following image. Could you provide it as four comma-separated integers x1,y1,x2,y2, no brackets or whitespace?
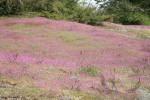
10,23,87,42
0,86,55,99
127,28,150,39
10,23,39,35
137,29,150,39
0,76,56,99
81,67,98,75
11,24,27,29
45,31,87,43
0,40,20,51
59,90,101,100
57,32,87,42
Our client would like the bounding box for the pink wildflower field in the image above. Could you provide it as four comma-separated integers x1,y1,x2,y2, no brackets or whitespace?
0,17,150,99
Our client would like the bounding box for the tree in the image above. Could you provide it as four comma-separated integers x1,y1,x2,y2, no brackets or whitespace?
95,0,150,25
0,0,24,15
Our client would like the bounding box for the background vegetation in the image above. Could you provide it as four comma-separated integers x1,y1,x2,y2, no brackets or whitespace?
0,0,150,25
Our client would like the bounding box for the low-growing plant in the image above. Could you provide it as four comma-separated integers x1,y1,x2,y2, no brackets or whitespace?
36,52,46,64
81,67,97,75
70,76,81,91
131,66,140,75
109,68,118,91
141,58,150,74
91,72,110,94
142,42,150,52
7,52,19,63
77,50,86,67
64,76,81,91
126,78,141,93
63,71,81,91
100,73,110,94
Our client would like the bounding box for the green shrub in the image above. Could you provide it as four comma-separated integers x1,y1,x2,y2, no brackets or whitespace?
0,0,23,15
81,67,97,75
121,12,150,25
98,0,150,25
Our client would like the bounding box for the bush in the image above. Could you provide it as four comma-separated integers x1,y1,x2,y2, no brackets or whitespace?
99,0,150,25
0,0,24,15
81,67,97,75
121,12,150,25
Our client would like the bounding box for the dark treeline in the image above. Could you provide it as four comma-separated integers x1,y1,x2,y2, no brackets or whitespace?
0,0,150,25
96,0,150,25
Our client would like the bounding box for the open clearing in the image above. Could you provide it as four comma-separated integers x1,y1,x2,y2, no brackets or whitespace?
0,17,150,100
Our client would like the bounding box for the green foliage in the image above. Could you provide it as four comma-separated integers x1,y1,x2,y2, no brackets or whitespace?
96,0,150,25
57,32,85,42
0,0,102,25
82,67,97,75
73,6,101,25
0,0,150,25
122,12,150,25
0,0,24,15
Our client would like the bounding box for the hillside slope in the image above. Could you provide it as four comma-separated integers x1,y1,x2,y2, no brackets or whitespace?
0,17,150,100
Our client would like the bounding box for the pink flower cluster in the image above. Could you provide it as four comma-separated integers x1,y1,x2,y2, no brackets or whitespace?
0,51,76,67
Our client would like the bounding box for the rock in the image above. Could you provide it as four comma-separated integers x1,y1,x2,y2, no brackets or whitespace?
137,88,150,100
